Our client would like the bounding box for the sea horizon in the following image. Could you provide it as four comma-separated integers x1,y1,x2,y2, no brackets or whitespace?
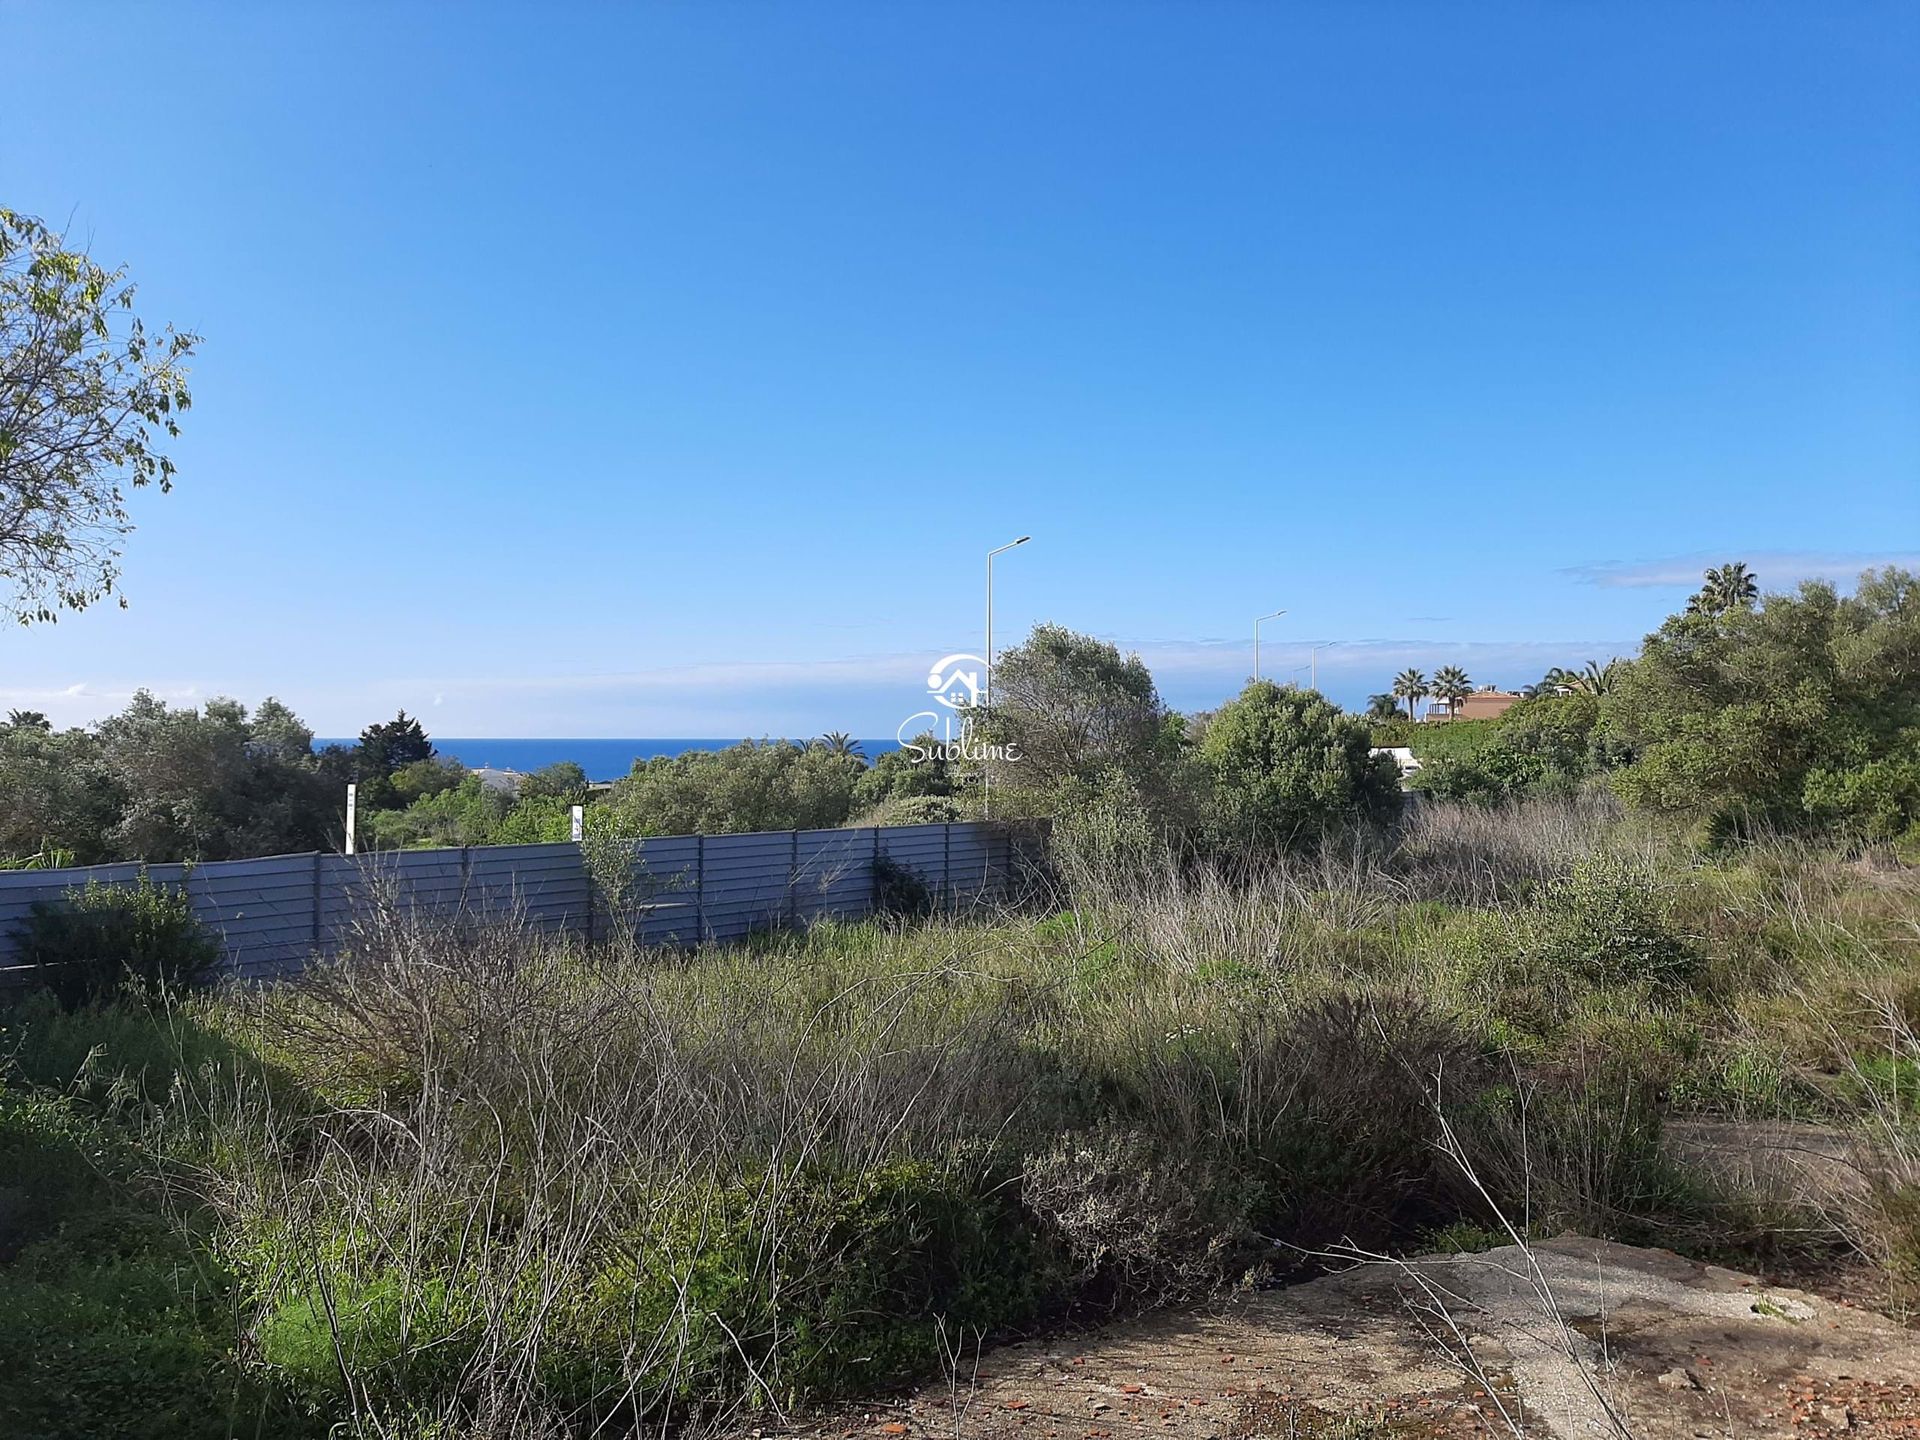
312,737,904,783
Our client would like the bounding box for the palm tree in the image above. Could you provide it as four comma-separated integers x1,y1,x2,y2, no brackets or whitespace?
1365,693,1401,722
1688,561,1759,616
1391,668,1428,721
1431,665,1472,718
1572,659,1619,696
817,731,864,758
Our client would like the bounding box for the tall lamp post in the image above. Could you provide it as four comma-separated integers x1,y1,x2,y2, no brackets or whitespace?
1309,641,1341,690
984,536,1031,818
1253,609,1288,680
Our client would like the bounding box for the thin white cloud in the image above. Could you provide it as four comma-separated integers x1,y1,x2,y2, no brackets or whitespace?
1565,551,1920,591
2,637,1646,734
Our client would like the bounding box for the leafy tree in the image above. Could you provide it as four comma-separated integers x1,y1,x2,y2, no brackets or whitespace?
517,760,588,801
816,732,864,758
854,733,956,812
604,740,863,836
974,623,1188,826
388,757,467,805
362,775,512,850
1605,567,1920,839
1687,561,1759,617
0,209,198,623
493,792,596,845
1391,668,1428,721
1430,665,1473,718
0,716,120,864
1199,681,1401,849
354,711,435,808
247,696,315,765
311,742,359,799
93,692,334,860
855,793,966,828
1414,694,1601,804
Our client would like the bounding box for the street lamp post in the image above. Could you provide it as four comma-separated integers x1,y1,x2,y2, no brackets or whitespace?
1253,609,1288,680
1310,641,1341,690
984,536,1031,818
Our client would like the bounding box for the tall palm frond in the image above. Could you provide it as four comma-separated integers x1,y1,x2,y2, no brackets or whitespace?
1689,561,1759,616
1391,668,1429,721
817,731,864,758
1574,659,1619,696
1430,665,1473,717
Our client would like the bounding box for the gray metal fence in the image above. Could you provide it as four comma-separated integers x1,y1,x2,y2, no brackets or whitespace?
0,821,1020,986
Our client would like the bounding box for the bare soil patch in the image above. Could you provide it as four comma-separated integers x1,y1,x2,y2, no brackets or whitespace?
791,1239,1920,1440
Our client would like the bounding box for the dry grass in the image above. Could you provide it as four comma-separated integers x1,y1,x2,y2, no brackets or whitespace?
5,797,1918,1437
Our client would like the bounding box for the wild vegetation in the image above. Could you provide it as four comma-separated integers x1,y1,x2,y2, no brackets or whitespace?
3,798,1918,1438
3,564,1918,1437
5,564,1913,867
1369,567,1920,858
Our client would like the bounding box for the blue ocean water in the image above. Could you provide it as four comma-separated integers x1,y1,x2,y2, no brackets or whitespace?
314,738,901,783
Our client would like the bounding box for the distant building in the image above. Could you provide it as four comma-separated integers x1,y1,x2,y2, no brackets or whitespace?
1421,689,1522,723
470,766,523,795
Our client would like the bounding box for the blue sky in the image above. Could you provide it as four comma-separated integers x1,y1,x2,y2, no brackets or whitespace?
4,2,1916,738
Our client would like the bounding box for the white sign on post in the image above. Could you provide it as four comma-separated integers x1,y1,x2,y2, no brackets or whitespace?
570,804,584,842
345,782,357,855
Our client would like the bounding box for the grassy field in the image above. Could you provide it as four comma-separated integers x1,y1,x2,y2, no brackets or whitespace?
3,796,1918,1438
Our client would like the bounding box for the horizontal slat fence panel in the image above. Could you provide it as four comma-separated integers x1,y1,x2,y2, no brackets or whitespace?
0,821,1026,987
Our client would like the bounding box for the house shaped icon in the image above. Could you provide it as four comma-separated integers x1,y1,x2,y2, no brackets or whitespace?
926,655,985,710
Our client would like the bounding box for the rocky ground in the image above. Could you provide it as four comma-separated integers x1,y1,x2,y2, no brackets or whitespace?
792,1238,1919,1440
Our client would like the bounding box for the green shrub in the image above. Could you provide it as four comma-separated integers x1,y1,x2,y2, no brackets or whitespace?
871,854,935,920
1882,1184,1920,1296
0,1241,304,1440
604,740,865,836
13,877,220,1010
258,1269,475,1408
1516,855,1699,989
546,1163,1060,1414
1023,1123,1258,1303
1235,992,1490,1249
1422,1220,1507,1254
1200,681,1402,850
1410,697,1601,805
854,793,966,828
1453,1052,1696,1241
0,1088,311,1439
0,988,262,1110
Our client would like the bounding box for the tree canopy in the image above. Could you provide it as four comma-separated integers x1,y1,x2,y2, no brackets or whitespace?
975,623,1183,819
1605,567,1920,840
603,741,865,836
1200,681,1401,848
0,209,198,623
